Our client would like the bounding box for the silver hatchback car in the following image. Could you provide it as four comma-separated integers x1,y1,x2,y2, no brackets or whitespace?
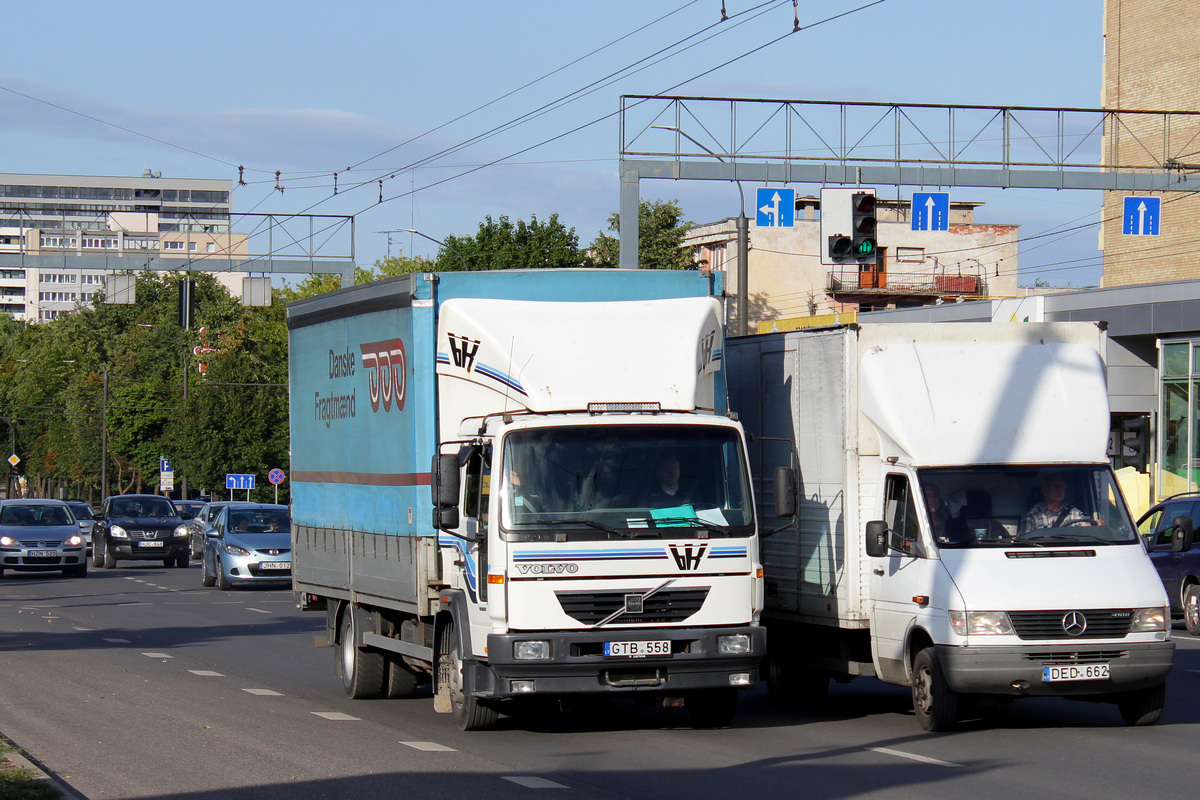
0,499,88,578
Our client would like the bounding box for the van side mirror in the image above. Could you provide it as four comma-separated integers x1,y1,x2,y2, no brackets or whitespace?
773,467,796,519
431,453,461,509
1172,516,1194,552
865,520,889,558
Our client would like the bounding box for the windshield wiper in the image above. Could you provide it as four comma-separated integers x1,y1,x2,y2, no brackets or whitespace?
650,516,736,536
518,518,632,537
1019,533,1114,545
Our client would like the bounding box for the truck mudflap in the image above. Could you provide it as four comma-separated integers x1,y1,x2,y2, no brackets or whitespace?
935,641,1175,696
481,626,765,699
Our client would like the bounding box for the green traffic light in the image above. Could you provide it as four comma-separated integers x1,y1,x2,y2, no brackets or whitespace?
855,238,876,256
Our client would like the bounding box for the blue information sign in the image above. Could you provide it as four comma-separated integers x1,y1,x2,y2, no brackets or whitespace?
226,473,256,490
756,187,795,228
912,192,950,231
1122,196,1160,236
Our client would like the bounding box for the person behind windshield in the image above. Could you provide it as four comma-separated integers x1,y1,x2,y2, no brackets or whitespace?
642,453,693,509
923,482,960,543
509,469,541,514
1019,472,1091,534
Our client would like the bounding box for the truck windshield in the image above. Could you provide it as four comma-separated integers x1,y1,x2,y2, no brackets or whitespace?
500,424,753,540
917,464,1139,548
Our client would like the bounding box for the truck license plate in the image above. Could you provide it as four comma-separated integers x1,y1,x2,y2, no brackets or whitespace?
604,640,670,657
1043,663,1110,682
28,550,57,558
137,540,164,548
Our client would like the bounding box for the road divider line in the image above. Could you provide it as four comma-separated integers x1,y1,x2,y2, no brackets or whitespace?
242,688,283,696
312,711,359,721
142,652,173,659
868,747,960,767
103,638,131,643
245,608,270,614
503,777,569,789
400,742,456,752
189,670,225,677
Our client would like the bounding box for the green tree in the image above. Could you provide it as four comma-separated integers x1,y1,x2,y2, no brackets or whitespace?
276,252,436,301
590,199,695,270
437,214,586,271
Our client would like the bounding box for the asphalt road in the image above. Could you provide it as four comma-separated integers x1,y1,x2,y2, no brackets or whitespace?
2,563,1199,800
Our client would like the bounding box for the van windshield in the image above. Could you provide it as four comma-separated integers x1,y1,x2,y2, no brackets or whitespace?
500,424,753,540
917,465,1139,548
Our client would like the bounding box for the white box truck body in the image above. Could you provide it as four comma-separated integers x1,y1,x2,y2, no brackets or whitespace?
289,270,764,730
726,322,1173,730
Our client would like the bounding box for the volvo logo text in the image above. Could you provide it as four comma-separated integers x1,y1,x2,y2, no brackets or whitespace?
516,563,579,575
1062,610,1088,636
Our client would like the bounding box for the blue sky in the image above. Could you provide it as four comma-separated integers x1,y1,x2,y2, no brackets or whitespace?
0,0,1106,286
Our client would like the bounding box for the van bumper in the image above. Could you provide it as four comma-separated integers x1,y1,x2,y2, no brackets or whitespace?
936,641,1175,696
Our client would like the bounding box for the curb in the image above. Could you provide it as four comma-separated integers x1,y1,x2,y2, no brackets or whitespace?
2,745,86,800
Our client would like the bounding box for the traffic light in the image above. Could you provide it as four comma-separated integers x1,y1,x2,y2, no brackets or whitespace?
1123,417,1149,472
827,233,853,261
851,191,877,264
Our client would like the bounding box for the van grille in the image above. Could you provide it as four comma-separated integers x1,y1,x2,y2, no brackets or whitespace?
1008,609,1132,640
555,588,709,625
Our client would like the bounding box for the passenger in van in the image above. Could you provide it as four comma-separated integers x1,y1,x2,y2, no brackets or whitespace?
1019,472,1091,533
923,482,952,541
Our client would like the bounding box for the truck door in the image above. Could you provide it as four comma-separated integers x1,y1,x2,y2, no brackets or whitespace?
869,472,930,683
459,446,490,605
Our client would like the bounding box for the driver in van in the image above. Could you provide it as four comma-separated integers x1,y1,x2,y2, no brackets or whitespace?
1019,472,1091,533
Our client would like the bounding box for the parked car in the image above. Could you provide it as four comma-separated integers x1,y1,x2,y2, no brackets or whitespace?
64,500,96,558
1137,493,1200,635
176,500,207,520
188,501,237,560
92,494,192,569
201,503,291,590
0,499,88,578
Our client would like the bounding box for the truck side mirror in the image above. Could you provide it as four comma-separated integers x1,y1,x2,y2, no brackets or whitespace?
1172,516,1194,552
431,453,461,509
773,467,797,519
433,506,460,531
865,520,889,558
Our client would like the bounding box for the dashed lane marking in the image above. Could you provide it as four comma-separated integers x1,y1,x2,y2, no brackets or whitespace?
245,608,270,614
103,638,131,644
503,777,569,789
868,747,961,767
142,652,174,659
73,626,94,631
400,742,457,752
189,670,225,677
242,688,283,696
312,711,360,721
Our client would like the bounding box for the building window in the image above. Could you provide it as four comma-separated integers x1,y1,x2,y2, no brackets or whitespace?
163,241,184,250
206,242,215,253
896,247,925,262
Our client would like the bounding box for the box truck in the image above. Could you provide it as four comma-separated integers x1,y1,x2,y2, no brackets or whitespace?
726,322,1174,731
288,270,764,730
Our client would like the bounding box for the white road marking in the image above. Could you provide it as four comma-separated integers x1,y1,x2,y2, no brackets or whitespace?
503,777,569,789
142,652,173,659
73,626,94,631
400,742,457,752
189,670,225,677
118,602,152,607
868,747,961,767
242,688,283,696
103,638,131,643
245,608,270,614
312,711,360,721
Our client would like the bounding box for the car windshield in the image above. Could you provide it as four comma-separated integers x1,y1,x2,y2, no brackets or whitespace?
226,509,290,534
499,424,753,540
112,498,175,518
0,504,74,526
917,464,1139,548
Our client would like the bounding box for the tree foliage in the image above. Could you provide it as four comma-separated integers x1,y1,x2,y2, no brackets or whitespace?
590,199,695,270
437,214,587,271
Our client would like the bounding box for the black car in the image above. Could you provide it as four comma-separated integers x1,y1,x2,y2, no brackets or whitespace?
1137,493,1200,635
92,494,192,569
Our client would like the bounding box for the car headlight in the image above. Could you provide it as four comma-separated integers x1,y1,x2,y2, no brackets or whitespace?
110,525,128,539
949,610,1014,636
222,544,250,556
67,535,83,546
1130,607,1169,632
173,525,188,538
0,535,13,546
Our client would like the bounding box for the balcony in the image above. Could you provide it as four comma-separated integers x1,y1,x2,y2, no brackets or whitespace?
828,270,987,300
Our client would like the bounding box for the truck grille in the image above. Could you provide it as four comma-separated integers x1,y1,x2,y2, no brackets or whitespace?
1008,609,1133,640
555,588,710,625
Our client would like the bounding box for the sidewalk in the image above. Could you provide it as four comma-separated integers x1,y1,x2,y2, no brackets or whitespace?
1,736,86,800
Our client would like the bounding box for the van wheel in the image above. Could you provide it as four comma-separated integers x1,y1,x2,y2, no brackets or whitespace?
437,619,498,730
1117,683,1166,726
911,647,959,731
1184,585,1200,636
338,606,385,699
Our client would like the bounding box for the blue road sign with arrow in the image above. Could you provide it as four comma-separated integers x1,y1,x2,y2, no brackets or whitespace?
756,188,795,227
1123,196,1161,236
912,192,950,231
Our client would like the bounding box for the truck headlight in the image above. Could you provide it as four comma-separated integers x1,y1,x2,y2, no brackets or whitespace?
718,634,752,654
949,610,1014,636
110,525,128,539
513,640,551,660
1130,607,1169,632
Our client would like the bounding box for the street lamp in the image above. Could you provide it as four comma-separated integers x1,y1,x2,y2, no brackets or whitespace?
397,228,469,271
653,125,750,337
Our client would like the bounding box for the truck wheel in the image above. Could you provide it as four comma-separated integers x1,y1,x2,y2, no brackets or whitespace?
911,647,959,732
1117,683,1166,726
385,653,421,698
763,654,829,709
338,607,385,699
437,619,498,730
103,542,116,569
1185,585,1200,636
687,688,739,728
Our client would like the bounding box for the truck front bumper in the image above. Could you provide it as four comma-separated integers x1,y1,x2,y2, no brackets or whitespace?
482,625,766,699
936,641,1175,696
